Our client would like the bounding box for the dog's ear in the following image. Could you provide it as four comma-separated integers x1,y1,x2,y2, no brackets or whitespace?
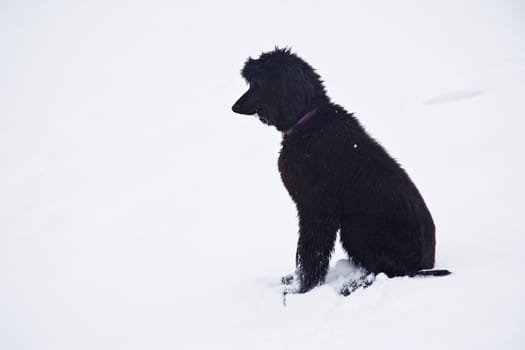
296,67,317,105
270,64,316,127
283,65,317,112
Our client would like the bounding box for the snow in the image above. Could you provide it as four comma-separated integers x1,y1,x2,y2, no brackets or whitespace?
1,0,524,349
424,89,485,105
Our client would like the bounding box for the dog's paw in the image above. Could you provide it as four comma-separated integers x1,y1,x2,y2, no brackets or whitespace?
340,273,375,296
280,273,303,306
281,274,295,285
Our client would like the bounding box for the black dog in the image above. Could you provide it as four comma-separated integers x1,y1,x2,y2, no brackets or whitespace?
232,48,450,295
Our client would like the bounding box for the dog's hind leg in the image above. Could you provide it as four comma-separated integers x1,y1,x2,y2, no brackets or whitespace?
340,273,376,296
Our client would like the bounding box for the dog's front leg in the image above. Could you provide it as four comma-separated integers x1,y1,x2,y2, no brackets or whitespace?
291,207,339,293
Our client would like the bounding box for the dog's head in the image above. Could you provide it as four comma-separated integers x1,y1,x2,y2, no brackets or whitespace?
232,47,328,132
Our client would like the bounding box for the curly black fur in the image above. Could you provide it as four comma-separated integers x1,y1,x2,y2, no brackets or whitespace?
232,48,449,294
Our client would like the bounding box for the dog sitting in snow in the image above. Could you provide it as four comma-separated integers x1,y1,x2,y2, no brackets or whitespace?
232,48,450,295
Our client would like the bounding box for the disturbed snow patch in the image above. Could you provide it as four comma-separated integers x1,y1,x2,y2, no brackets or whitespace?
325,259,369,292
425,89,484,104
276,259,388,305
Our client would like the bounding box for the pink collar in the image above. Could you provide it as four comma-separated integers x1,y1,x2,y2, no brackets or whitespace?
283,108,318,137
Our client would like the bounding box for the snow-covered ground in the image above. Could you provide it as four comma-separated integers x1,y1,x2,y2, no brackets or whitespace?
1,1,524,349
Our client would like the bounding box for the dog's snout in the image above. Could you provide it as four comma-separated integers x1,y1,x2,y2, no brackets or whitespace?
232,100,241,114
232,95,254,115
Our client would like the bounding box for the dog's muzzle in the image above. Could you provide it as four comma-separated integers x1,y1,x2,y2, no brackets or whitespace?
231,100,243,114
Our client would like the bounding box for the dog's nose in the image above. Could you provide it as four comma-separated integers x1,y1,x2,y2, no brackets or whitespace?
232,101,241,114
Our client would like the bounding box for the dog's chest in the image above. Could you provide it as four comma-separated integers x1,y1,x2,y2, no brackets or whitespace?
278,139,320,201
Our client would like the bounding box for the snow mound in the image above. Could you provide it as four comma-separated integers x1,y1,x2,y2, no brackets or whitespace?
425,89,485,104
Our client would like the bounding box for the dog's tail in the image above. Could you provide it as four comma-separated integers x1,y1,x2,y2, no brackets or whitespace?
408,269,452,277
